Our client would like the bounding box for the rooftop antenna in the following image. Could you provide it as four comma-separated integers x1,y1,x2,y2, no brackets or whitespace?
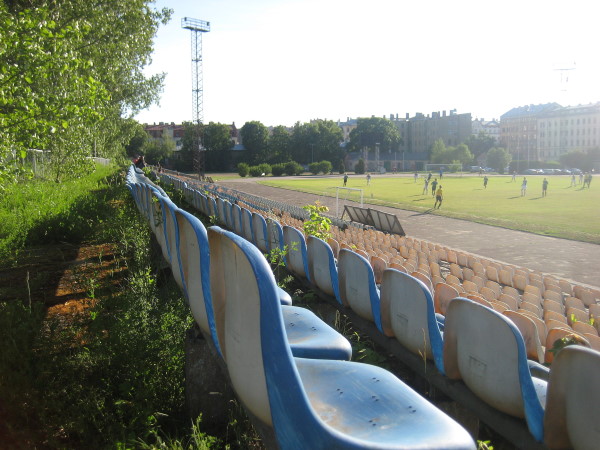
554,62,576,92
182,17,210,178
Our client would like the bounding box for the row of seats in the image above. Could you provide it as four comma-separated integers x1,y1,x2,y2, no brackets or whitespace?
127,167,476,449
157,169,600,449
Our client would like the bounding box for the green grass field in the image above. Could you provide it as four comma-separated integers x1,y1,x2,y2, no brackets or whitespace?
259,174,600,244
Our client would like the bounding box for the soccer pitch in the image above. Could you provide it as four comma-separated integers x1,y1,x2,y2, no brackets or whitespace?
259,174,600,244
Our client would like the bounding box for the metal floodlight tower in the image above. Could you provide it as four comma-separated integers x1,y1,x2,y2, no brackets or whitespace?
182,17,210,177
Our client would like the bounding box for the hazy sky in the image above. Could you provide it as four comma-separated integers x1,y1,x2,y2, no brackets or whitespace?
135,0,599,127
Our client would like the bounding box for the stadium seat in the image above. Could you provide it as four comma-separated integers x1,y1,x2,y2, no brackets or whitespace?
174,208,222,356
283,226,310,281
306,236,341,302
504,311,545,363
434,282,459,316
266,218,284,253
251,212,268,252
337,249,383,332
544,328,589,364
240,207,254,243
498,293,519,311
444,298,548,442
572,320,598,337
380,270,446,374
544,346,600,449
206,226,476,449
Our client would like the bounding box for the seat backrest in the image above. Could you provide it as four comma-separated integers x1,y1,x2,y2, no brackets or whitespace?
162,197,184,290
151,190,171,262
306,236,340,302
337,249,382,330
266,218,284,253
444,298,545,441
251,212,268,252
231,204,243,236
283,226,310,281
380,269,444,373
544,346,600,449
208,227,280,426
175,209,221,356
504,311,545,363
240,207,254,243
434,282,459,316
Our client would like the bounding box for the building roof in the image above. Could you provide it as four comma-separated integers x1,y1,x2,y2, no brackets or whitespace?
500,103,562,120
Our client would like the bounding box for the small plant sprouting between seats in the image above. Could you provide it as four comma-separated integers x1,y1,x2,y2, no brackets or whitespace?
302,201,332,240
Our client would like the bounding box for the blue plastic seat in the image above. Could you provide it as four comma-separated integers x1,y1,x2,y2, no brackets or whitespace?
306,236,341,303
266,217,284,253
208,226,476,449
251,212,269,253
337,249,383,332
240,207,254,243
283,225,310,281
443,298,547,442
380,269,446,374
174,208,223,356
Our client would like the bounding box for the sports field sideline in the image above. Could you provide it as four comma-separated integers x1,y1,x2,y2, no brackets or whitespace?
259,173,599,244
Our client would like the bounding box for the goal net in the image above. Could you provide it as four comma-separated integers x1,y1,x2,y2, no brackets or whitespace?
324,187,364,218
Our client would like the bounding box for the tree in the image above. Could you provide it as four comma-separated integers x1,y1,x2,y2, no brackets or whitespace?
268,126,291,163
486,147,512,173
355,158,366,174
289,120,343,164
464,133,496,159
347,117,402,154
0,1,171,183
429,139,447,163
125,122,148,158
143,134,175,165
450,144,474,166
203,122,234,171
241,121,269,164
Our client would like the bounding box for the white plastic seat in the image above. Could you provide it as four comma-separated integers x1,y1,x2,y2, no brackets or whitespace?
444,298,547,442
207,227,475,449
544,346,600,449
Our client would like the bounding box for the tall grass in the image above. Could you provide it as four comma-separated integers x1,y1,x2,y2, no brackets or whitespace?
0,164,118,262
0,167,223,448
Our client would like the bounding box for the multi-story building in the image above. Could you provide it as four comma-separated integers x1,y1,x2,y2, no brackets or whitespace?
391,110,472,155
537,102,600,161
472,118,500,143
499,103,561,162
144,122,185,151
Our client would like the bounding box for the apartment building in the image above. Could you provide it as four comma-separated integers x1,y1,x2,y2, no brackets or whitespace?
472,118,500,142
537,102,600,160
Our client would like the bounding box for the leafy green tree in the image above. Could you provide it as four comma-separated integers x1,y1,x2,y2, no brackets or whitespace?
464,133,496,159
179,122,203,171
290,120,343,164
318,160,333,174
347,117,402,155
241,121,269,164
203,122,234,171
125,122,148,158
0,1,172,183
338,159,345,174
429,139,447,163
143,134,175,165
486,147,512,173
268,126,291,163
450,144,474,166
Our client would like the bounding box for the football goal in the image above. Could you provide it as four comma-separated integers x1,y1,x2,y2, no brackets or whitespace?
325,187,364,218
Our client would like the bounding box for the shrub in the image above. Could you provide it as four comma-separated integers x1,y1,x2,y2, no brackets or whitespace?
237,162,249,177
338,159,345,174
271,163,285,176
257,163,272,176
355,158,366,174
284,161,303,176
318,160,332,174
308,162,320,175
248,165,262,177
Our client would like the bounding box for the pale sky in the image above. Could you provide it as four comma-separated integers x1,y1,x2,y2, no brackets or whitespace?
135,0,600,128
